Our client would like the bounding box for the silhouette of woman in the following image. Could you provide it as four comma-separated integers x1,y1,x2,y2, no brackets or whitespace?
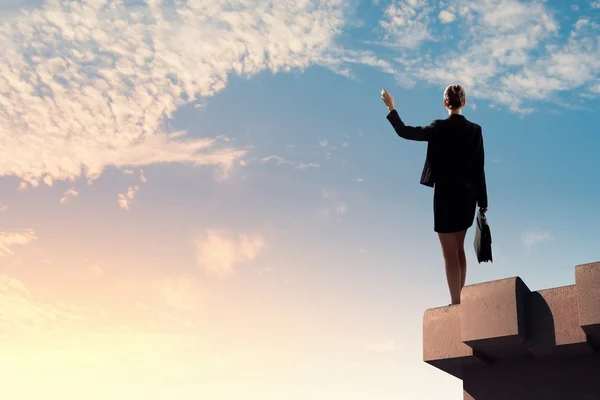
381,85,488,305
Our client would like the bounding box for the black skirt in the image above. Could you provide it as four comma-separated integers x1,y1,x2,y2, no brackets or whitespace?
433,182,477,233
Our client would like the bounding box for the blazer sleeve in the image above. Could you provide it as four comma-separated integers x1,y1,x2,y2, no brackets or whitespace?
386,109,435,142
474,126,488,209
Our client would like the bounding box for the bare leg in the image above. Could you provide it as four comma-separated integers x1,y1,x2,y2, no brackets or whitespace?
438,232,461,305
455,230,468,290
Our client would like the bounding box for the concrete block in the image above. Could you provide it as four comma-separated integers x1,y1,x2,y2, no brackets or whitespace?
461,277,530,359
526,285,592,359
423,305,487,379
575,262,600,346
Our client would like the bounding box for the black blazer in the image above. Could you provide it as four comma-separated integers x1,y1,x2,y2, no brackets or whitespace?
386,109,488,209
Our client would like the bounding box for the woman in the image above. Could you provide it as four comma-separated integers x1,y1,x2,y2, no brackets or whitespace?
381,84,488,305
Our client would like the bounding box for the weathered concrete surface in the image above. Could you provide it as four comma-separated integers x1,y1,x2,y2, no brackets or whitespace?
526,285,592,359
423,305,488,379
575,262,600,348
423,261,600,399
460,277,530,359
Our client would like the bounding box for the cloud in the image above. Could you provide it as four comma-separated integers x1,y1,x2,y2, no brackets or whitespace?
59,188,79,204
521,229,553,247
319,188,348,218
155,275,199,312
117,169,148,209
118,185,139,210
0,0,353,189
0,275,84,332
317,202,348,218
140,169,147,183
379,0,435,49
335,203,348,215
0,229,37,256
371,0,600,113
195,231,265,279
261,156,319,170
438,10,455,24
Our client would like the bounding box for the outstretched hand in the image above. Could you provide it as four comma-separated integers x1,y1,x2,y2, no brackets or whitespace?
381,88,395,111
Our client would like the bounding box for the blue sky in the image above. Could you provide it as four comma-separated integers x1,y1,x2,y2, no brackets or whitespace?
0,0,600,398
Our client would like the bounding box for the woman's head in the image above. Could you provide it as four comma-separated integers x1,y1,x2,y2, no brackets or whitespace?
443,84,466,111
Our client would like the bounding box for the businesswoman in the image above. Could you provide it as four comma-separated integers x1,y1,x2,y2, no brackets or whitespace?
381,84,488,305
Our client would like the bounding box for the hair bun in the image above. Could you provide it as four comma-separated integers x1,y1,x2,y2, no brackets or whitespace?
444,84,466,109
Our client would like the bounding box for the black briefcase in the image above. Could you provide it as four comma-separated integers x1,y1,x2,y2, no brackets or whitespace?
474,209,492,263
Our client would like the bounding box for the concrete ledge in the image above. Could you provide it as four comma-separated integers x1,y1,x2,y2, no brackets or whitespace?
575,262,600,347
526,285,592,359
460,277,530,359
423,305,487,379
422,261,600,399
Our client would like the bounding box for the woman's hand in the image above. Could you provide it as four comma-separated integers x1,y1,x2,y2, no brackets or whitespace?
381,88,395,111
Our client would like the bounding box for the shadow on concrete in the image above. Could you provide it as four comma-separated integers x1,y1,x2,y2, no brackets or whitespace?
526,291,556,349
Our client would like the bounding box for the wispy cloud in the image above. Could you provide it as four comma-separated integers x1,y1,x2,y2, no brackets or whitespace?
117,169,148,209
0,0,352,191
335,204,348,215
261,156,319,170
522,229,554,247
140,169,147,183
0,230,37,256
195,230,265,279
0,274,85,332
118,185,140,210
320,188,349,218
155,275,200,312
59,188,79,204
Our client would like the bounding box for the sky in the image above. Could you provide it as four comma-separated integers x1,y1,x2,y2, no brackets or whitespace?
0,0,600,398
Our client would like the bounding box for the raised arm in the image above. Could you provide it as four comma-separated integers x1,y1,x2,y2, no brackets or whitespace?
474,126,488,209
386,109,436,142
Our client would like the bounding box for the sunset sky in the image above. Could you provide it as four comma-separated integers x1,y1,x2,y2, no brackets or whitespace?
1,0,600,398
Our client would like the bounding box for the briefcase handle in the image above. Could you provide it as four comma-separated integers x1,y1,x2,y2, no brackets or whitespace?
477,208,487,228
